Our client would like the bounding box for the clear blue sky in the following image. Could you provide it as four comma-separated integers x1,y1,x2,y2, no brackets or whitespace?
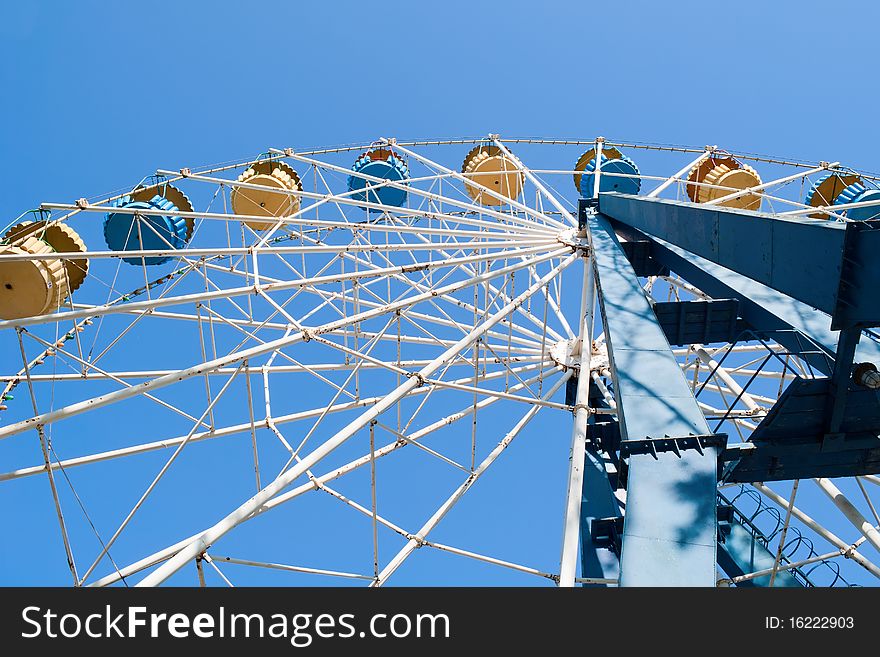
2,1,879,586
4,0,880,218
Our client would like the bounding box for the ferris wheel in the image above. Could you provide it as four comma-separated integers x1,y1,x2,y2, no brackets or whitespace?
1,135,879,588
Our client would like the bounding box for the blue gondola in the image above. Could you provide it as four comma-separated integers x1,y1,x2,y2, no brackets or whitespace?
579,153,641,197
347,149,409,209
104,193,189,265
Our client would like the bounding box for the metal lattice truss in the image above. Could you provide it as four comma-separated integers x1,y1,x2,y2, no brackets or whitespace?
1,137,879,587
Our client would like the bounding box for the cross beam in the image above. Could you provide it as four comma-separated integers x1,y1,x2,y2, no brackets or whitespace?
598,193,880,331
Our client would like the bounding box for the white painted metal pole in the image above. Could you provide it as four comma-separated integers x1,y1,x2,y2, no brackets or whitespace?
558,257,596,586
814,477,880,554
591,138,604,199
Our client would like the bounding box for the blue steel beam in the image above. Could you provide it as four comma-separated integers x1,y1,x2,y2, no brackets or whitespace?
826,327,863,436
589,212,718,586
580,447,622,584
579,380,623,585
611,225,880,376
598,193,880,329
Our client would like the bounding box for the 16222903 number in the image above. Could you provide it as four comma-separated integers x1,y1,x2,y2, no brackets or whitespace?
790,617,854,629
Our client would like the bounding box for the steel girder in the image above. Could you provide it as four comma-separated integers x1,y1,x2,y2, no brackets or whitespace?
589,212,719,586
604,222,880,376
597,193,880,331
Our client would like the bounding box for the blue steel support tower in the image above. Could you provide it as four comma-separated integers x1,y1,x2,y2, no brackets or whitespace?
576,192,880,586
